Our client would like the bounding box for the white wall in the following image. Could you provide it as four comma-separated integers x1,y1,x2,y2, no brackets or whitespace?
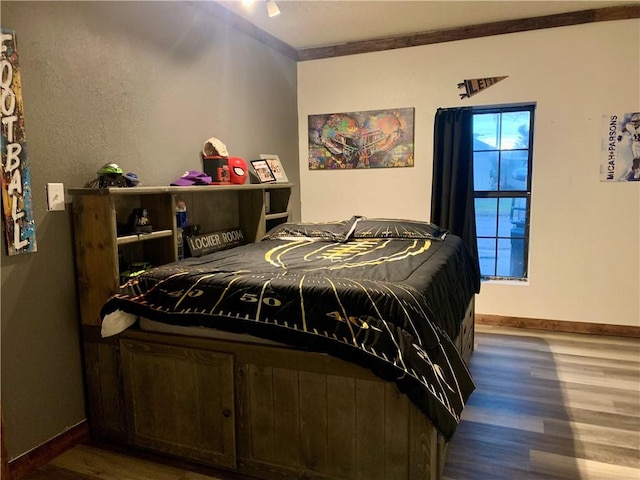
297,20,640,327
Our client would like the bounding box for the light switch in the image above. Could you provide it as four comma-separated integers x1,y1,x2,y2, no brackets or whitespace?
46,183,65,211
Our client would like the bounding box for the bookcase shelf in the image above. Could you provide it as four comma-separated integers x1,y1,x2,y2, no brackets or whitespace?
70,183,292,327
116,229,174,245
265,212,289,220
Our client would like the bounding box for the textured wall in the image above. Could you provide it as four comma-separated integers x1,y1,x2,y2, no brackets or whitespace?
1,1,298,459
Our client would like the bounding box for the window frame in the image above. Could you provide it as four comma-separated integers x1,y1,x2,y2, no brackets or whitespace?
472,104,535,281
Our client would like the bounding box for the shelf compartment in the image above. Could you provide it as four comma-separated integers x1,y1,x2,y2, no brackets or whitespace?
117,229,174,245
265,212,289,221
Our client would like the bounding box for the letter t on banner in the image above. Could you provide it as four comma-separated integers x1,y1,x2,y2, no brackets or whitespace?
1,28,37,255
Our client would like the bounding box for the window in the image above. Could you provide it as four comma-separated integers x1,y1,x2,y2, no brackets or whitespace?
472,105,534,280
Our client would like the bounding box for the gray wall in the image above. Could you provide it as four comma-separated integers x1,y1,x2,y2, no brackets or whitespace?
1,1,298,459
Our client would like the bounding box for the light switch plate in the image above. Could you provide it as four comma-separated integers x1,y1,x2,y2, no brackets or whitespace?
46,183,65,211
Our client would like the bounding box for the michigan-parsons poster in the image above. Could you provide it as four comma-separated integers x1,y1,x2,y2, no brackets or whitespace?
601,112,640,182
308,108,414,169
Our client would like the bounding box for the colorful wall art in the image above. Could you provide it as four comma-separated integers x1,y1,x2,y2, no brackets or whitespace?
1,28,37,255
308,107,414,170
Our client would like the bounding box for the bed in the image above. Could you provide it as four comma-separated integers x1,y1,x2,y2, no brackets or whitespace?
98,217,480,480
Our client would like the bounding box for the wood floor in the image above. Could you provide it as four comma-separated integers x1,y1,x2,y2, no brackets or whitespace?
20,325,640,480
443,326,640,480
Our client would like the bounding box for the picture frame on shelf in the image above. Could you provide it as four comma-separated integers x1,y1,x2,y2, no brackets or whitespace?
250,159,276,183
260,154,288,183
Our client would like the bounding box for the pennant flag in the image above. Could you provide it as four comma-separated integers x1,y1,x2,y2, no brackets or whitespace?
458,76,508,99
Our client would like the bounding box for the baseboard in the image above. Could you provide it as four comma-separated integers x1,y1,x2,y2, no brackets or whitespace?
8,420,89,480
476,314,640,338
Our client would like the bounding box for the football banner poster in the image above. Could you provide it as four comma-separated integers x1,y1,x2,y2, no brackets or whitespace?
308,108,414,170
1,28,37,254
600,112,640,182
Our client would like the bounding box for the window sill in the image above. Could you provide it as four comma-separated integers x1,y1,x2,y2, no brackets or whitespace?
481,279,530,286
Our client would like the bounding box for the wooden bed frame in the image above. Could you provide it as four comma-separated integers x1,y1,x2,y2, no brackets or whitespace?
71,186,476,479
82,298,474,480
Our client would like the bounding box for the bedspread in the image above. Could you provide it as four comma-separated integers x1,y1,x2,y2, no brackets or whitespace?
101,231,479,439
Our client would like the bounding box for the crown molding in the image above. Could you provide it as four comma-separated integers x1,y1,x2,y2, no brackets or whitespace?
205,3,639,62
298,4,640,60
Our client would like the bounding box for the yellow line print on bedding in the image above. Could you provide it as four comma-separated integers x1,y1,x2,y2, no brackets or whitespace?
255,279,272,323
303,240,383,262
298,274,307,332
325,277,358,347
377,283,421,343
135,271,189,299
348,278,407,371
393,283,432,347
207,272,252,315
174,273,218,310
264,239,432,271
264,239,313,268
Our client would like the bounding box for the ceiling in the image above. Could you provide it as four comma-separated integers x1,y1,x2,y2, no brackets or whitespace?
215,0,638,50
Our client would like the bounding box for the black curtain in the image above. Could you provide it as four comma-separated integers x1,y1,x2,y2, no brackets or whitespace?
431,107,480,291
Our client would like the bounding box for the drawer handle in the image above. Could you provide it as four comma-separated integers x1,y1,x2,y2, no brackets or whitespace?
223,409,232,418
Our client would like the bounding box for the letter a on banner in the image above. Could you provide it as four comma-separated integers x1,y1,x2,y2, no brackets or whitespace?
457,76,508,99
1,28,37,255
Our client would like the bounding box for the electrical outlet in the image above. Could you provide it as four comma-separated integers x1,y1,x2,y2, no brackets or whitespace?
46,183,65,211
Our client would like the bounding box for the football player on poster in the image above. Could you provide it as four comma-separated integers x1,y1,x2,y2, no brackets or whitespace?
618,113,640,181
